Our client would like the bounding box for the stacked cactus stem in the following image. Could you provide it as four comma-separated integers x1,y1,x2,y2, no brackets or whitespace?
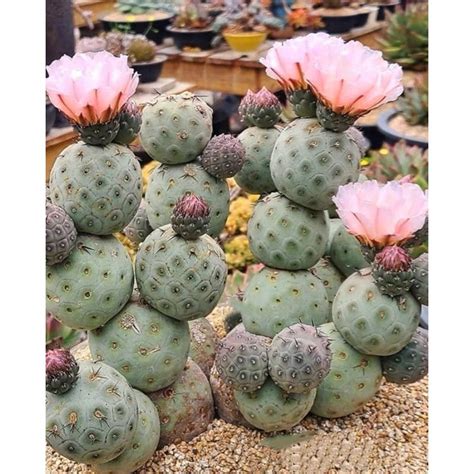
45,49,240,470
214,32,429,431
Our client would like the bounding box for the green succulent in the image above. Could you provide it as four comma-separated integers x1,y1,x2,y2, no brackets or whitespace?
117,0,158,14
380,4,428,71
398,80,428,127
126,36,157,62
362,141,428,190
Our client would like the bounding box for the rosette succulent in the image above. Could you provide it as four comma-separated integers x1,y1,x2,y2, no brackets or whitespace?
46,52,139,145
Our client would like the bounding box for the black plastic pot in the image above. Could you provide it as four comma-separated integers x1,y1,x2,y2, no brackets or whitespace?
101,14,174,45
374,1,400,21
376,109,428,149
320,14,357,34
166,26,216,50
357,124,385,150
132,55,167,83
46,103,57,136
353,11,370,28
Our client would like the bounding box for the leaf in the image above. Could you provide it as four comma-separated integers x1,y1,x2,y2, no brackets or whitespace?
260,431,318,450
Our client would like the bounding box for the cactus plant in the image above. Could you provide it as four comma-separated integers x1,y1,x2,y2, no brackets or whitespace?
268,324,332,394
380,4,428,71
114,101,142,146
135,225,227,321
46,351,139,464
236,267,331,338
411,252,428,306
145,162,230,237
247,192,329,270
49,142,142,235
189,317,218,378
310,322,383,418
310,257,345,310
234,378,316,432
200,134,246,180
148,359,215,447
125,36,157,63
381,327,428,385
88,296,191,392
46,202,77,266
332,269,420,356
234,126,279,195
239,88,282,129
123,202,153,244
140,92,213,165
270,119,360,211
92,389,161,473
46,234,134,330
209,363,253,428
215,325,270,392
328,222,369,277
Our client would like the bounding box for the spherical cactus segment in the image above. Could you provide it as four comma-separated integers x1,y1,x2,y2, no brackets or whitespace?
209,364,254,428
238,89,256,127
46,348,79,394
92,390,160,474
372,245,415,297
74,118,120,146
123,203,153,244
381,327,428,385
46,202,77,266
328,222,369,277
247,192,329,270
287,89,318,118
200,134,246,179
148,359,214,448
135,225,227,321
268,324,332,394
234,127,279,195
88,298,190,392
310,322,383,418
46,234,134,331
114,100,142,146
170,194,211,240
189,318,218,378
316,101,356,132
346,126,370,156
215,325,271,392
46,360,139,465
239,267,330,338
310,257,345,309
270,119,360,211
139,92,213,164
49,141,142,235
145,162,230,237
245,87,282,129
234,378,317,432
332,269,420,356
411,253,428,306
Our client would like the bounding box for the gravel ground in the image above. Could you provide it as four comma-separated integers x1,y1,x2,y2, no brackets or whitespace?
46,305,428,474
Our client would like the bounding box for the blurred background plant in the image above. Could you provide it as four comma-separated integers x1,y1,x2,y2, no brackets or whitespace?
397,78,428,127
361,141,428,190
379,2,428,71
46,312,85,350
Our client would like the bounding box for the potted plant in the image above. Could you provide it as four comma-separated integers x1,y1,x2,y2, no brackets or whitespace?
285,1,325,32
166,0,217,50
369,0,400,21
213,0,284,54
313,0,360,34
101,0,175,45
76,32,167,83
379,3,428,71
377,79,428,148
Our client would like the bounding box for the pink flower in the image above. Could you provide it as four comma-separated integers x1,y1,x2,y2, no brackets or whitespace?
260,33,342,90
305,39,403,117
333,180,428,248
46,51,139,126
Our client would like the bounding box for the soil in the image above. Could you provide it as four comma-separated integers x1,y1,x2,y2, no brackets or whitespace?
389,114,428,141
